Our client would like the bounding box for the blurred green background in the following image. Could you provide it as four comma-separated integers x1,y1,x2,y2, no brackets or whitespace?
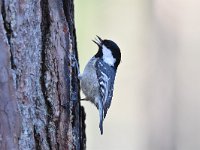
75,0,200,150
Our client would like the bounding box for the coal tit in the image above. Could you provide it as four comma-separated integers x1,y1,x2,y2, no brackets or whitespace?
80,36,121,134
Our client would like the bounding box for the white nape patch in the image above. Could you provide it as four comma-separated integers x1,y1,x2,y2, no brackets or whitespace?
102,45,116,66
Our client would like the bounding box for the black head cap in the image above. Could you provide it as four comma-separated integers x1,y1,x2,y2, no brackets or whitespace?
93,36,121,70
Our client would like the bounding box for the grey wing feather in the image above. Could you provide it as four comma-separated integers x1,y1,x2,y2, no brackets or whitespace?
95,59,116,118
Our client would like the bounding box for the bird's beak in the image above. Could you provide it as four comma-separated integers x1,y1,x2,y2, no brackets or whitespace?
92,35,102,47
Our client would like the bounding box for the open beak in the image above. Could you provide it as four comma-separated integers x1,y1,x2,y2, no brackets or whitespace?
92,35,102,47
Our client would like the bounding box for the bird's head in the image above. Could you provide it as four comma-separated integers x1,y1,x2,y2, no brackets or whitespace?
93,36,121,70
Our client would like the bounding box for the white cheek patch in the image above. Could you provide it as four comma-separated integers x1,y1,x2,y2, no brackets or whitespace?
102,45,116,66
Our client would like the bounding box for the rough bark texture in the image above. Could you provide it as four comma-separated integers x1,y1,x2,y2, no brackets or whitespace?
0,0,86,149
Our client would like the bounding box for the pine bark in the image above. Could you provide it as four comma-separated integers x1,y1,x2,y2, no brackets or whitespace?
0,0,86,149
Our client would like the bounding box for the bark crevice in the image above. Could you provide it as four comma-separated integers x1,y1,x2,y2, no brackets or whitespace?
1,0,11,44
62,0,78,60
63,1,86,149
40,0,52,149
1,0,16,70
33,125,41,150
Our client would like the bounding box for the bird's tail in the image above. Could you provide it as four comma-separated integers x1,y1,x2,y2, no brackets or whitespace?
98,100,104,134
99,116,103,135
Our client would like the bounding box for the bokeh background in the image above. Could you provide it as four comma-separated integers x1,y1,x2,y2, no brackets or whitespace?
75,0,200,150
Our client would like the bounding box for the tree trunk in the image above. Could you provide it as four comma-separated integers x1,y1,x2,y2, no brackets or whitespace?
0,0,86,149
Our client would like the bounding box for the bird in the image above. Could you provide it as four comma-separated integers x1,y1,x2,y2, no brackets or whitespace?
79,36,121,134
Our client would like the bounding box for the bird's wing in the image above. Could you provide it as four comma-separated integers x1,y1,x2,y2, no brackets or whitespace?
95,59,116,118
